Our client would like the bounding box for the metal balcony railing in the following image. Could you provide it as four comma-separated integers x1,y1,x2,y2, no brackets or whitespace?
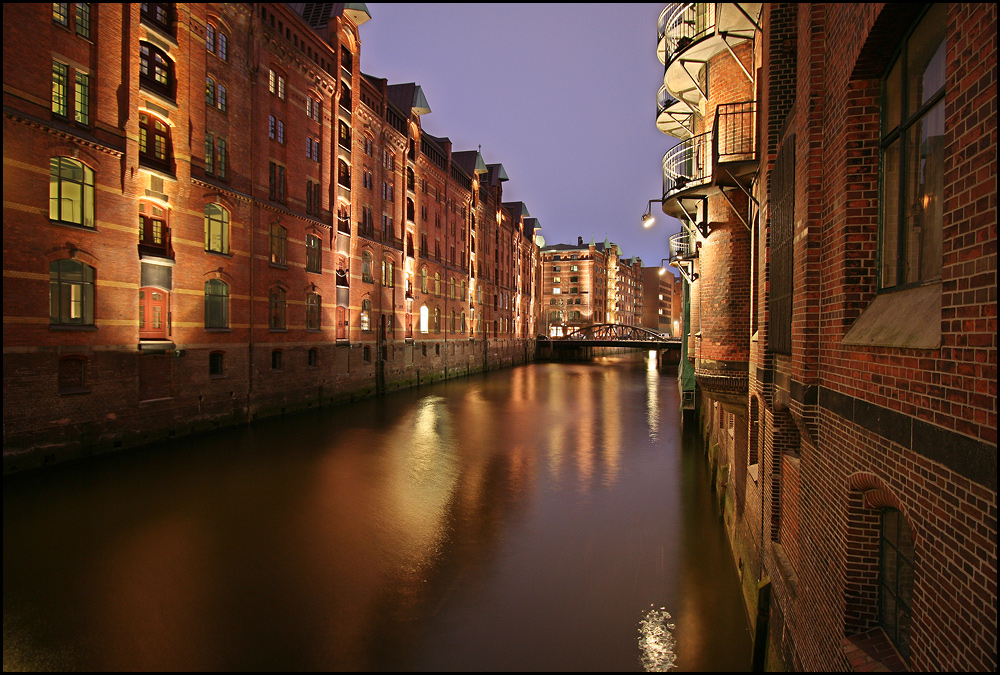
669,232,697,262
657,85,697,138
660,3,716,67
714,101,756,162
663,131,711,198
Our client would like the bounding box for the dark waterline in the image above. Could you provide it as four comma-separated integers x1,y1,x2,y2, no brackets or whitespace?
3,356,752,671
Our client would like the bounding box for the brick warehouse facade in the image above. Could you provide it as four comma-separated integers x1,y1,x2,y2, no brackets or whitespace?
539,237,644,337
658,2,996,671
2,3,545,473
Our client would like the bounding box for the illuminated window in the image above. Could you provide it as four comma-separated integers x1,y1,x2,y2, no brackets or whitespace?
362,251,373,283
138,112,172,172
49,259,94,325
139,42,173,99
361,299,371,332
49,157,94,228
204,203,229,254
419,305,429,334
270,224,286,265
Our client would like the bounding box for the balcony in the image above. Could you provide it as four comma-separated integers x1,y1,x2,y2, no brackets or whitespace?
659,3,761,109
657,85,698,140
661,100,756,216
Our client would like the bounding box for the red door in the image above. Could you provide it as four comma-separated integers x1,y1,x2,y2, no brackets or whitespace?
139,287,168,339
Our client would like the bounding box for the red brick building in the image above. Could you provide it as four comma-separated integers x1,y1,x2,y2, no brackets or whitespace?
3,3,540,472
658,3,996,670
640,266,674,336
539,237,643,337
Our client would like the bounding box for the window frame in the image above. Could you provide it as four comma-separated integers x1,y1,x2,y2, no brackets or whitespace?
306,234,322,273
204,279,229,329
878,5,947,292
139,41,174,100
49,156,95,228
204,202,230,254
49,258,95,326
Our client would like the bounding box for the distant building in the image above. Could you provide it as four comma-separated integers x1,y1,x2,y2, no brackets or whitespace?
641,267,673,335
656,3,996,671
540,237,642,337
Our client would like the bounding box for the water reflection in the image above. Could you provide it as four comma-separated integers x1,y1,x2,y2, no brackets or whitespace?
3,356,751,671
638,605,677,672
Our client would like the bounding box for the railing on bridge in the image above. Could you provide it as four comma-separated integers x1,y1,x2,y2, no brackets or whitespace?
557,323,679,343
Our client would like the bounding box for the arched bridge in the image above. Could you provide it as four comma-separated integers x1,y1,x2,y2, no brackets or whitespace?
550,324,682,349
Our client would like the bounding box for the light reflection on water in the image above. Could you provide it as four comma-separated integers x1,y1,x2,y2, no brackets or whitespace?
3,355,751,671
639,606,678,672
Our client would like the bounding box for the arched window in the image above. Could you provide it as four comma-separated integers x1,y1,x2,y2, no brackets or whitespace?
880,508,915,661
139,42,174,99
461,312,467,334
138,201,169,252
434,272,441,297
338,158,351,187
139,112,172,172
269,223,286,265
204,279,229,328
361,250,373,282
433,307,440,333
306,292,322,330
360,298,372,332
421,267,428,293
49,157,95,228
49,259,95,325
140,3,174,36
450,309,456,333
449,277,456,299
269,286,286,330
206,76,216,107
419,305,429,334
204,203,229,253
461,281,467,302
306,234,321,273
206,21,228,61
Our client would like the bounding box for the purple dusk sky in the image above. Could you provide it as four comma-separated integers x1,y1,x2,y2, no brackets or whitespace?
356,3,683,269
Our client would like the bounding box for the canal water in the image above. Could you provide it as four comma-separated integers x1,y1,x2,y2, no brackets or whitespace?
3,355,752,671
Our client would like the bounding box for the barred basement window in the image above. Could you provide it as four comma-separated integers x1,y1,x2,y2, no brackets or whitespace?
58,356,89,395
271,349,282,370
209,351,225,377
308,347,319,367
